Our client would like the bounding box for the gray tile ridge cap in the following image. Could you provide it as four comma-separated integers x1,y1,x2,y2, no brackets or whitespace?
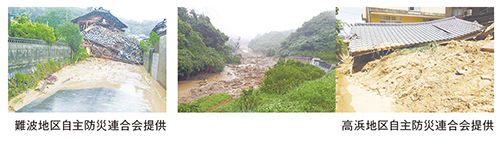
352,16,472,27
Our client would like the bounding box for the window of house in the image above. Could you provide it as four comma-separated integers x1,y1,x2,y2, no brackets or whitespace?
409,7,420,11
380,15,401,23
451,7,465,16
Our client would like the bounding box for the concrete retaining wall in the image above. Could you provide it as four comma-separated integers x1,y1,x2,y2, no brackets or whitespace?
8,37,72,78
142,34,166,89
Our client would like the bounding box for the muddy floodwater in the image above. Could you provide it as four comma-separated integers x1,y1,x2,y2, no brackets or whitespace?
9,58,166,112
178,66,236,100
178,47,278,103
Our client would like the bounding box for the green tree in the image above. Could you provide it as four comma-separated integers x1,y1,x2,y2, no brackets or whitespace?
9,16,56,42
178,7,234,79
34,8,74,29
149,31,160,47
335,8,349,58
55,22,82,51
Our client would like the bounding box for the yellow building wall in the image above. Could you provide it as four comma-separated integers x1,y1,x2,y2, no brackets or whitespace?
370,14,442,23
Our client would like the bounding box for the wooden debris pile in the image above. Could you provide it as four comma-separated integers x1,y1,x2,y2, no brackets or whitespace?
82,25,142,64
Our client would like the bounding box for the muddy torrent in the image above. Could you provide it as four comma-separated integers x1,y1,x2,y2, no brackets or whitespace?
178,48,278,103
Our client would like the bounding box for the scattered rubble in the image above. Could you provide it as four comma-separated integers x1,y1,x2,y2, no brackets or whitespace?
178,49,278,103
82,25,142,64
72,7,142,64
349,40,494,112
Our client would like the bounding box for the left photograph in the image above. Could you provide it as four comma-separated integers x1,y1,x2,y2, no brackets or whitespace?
8,7,166,112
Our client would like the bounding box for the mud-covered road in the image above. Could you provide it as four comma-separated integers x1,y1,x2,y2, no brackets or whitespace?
9,58,166,112
336,71,403,112
178,47,278,103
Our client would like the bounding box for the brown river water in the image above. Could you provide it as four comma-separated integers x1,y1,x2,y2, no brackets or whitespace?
178,48,278,103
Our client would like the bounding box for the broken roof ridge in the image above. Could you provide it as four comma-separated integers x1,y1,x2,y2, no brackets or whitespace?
353,16,481,27
71,7,128,29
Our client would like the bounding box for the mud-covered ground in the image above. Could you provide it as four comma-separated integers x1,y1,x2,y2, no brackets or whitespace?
178,48,278,103
338,40,494,113
8,58,166,112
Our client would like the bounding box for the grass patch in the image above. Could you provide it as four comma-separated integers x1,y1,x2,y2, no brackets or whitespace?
8,59,72,100
213,69,336,112
178,92,231,112
260,59,325,95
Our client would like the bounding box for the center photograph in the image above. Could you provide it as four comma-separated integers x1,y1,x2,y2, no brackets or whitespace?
177,7,337,112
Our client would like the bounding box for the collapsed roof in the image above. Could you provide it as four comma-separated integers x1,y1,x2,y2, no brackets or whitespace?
83,25,142,64
349,17,484,56
152,19,167,36
71,7,127,32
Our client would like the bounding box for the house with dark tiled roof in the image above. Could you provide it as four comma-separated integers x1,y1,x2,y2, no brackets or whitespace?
349,16,484,56
71,7,127,32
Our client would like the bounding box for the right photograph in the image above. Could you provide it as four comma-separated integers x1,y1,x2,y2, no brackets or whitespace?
336,7,494,112
178,6,336,112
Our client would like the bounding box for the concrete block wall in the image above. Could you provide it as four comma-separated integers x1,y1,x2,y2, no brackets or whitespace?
142,34,166,90
8,37,72,78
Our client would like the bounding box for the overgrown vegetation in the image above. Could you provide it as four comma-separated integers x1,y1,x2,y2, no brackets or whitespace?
213,69,336,112
56,22,82,51
8,59,72,100
139,31,160,54
278,11,336,63
178,93,231,112
178,7,239,79
260,59,325,94
72,47,89,62
8,16,56,42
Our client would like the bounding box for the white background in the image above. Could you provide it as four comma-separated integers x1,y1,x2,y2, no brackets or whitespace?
3,0,499,142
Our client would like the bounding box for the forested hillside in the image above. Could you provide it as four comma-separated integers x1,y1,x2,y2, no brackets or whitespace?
178,7,239,79
278,11,336,63
248,29,294,56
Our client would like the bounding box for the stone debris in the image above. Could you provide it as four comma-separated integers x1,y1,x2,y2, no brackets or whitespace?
82,25,142,64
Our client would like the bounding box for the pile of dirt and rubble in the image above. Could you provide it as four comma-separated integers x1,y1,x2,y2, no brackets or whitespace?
82,25,142,64
178,49,278,103
350,40,494,113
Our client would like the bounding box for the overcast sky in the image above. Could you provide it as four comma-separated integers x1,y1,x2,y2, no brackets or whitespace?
185,5,335,41
84,6,166,22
